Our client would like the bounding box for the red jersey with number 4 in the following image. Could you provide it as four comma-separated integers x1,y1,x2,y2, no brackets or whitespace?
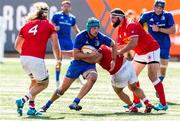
117,19,159,55
99,45,124,75
19,20,56,59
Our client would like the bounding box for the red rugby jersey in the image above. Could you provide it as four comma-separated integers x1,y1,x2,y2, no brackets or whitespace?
117,19,159,55
19,19,56,59
99,45,124,75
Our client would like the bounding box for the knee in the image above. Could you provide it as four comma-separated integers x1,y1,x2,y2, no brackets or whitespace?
130,85,138,92
87,74,97,84
55,88,64,96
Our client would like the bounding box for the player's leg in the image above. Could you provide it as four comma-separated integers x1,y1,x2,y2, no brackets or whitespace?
40,77,75,112
132,59,146,105
112,86,138,112
159,48,170,82
55,54,62,88
147,49,168,111
16,57,33,116
69,68,97,111
27,79,49,116
111,60,138,112
148,63,168,110
40,62,80,112
128,83,153,113
160,59,168,81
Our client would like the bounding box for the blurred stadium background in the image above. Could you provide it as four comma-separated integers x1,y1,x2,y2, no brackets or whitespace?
0,0,180,121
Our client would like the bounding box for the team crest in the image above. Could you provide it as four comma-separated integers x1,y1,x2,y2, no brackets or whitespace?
95,40,100,46
161,15,165,21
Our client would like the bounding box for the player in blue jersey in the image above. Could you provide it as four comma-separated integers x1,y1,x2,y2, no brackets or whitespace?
139,0,176,110
139,0,176,82
39,17,117,112
52,0,81,87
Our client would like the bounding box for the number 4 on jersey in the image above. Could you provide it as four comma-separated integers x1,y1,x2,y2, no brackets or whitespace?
28,25,38,35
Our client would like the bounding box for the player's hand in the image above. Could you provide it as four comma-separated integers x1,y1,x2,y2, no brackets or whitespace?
109,60,115,72
55,26,60,31
55,60,62,71
152,24,159,32
117,49,123,57
88,51,100,58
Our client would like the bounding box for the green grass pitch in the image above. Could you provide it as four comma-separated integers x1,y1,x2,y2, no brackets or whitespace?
0,58,180,121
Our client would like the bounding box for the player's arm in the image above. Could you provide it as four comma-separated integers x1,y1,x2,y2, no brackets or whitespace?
108,40,117,71
158,24,176,34
110,40,117,62
51,33,62,61
73,48,99,60
14,36,24,54
81,52,103,64
139,14,146,26
118,37,138,56
72,24,80,34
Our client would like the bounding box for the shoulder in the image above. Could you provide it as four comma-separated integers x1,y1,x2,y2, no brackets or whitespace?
53,11,63,17
69,13,76,21
98,32,108,37
162,10,173,17
69,13,76,18
126,20,137,28
76,30,87,38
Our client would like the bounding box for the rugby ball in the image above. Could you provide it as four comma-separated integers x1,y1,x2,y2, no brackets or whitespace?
81,45,96,54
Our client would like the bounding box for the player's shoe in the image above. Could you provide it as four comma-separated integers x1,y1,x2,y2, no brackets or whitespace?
144,104,153,113
15,99,24,116
69,102,82,111
128,107,138,113
123,102,143,109
153,103,168,111
39,105,48,113
27,108,42,116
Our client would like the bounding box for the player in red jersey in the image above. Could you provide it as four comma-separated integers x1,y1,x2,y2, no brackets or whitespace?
110,8,168,111
14,2,61,116
83,45,153,113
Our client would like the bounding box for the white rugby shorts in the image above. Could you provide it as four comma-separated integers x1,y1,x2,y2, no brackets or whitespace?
20,56,49,81
111,60,137,88
134,49,160,64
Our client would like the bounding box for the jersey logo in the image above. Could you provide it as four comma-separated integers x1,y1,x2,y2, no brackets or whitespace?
85,41,89,44
161,15,165,21
95,40,100,46
70,17,73,21
150,18,154,22
60,16,64,19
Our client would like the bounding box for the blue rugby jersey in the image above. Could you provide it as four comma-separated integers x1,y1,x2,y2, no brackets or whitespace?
51,11,76,41
139,10,175,49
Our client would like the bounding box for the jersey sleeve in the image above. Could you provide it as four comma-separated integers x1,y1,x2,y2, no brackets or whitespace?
167,13,175,27
71,17,76,27
49,22,57,35
74,34,84,50
18,26,24,38
126,23,139,39
99,33,112,47
139,13,148,26
51,14,58,25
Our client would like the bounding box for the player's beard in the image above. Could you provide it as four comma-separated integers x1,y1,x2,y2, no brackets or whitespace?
112,18,120,28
